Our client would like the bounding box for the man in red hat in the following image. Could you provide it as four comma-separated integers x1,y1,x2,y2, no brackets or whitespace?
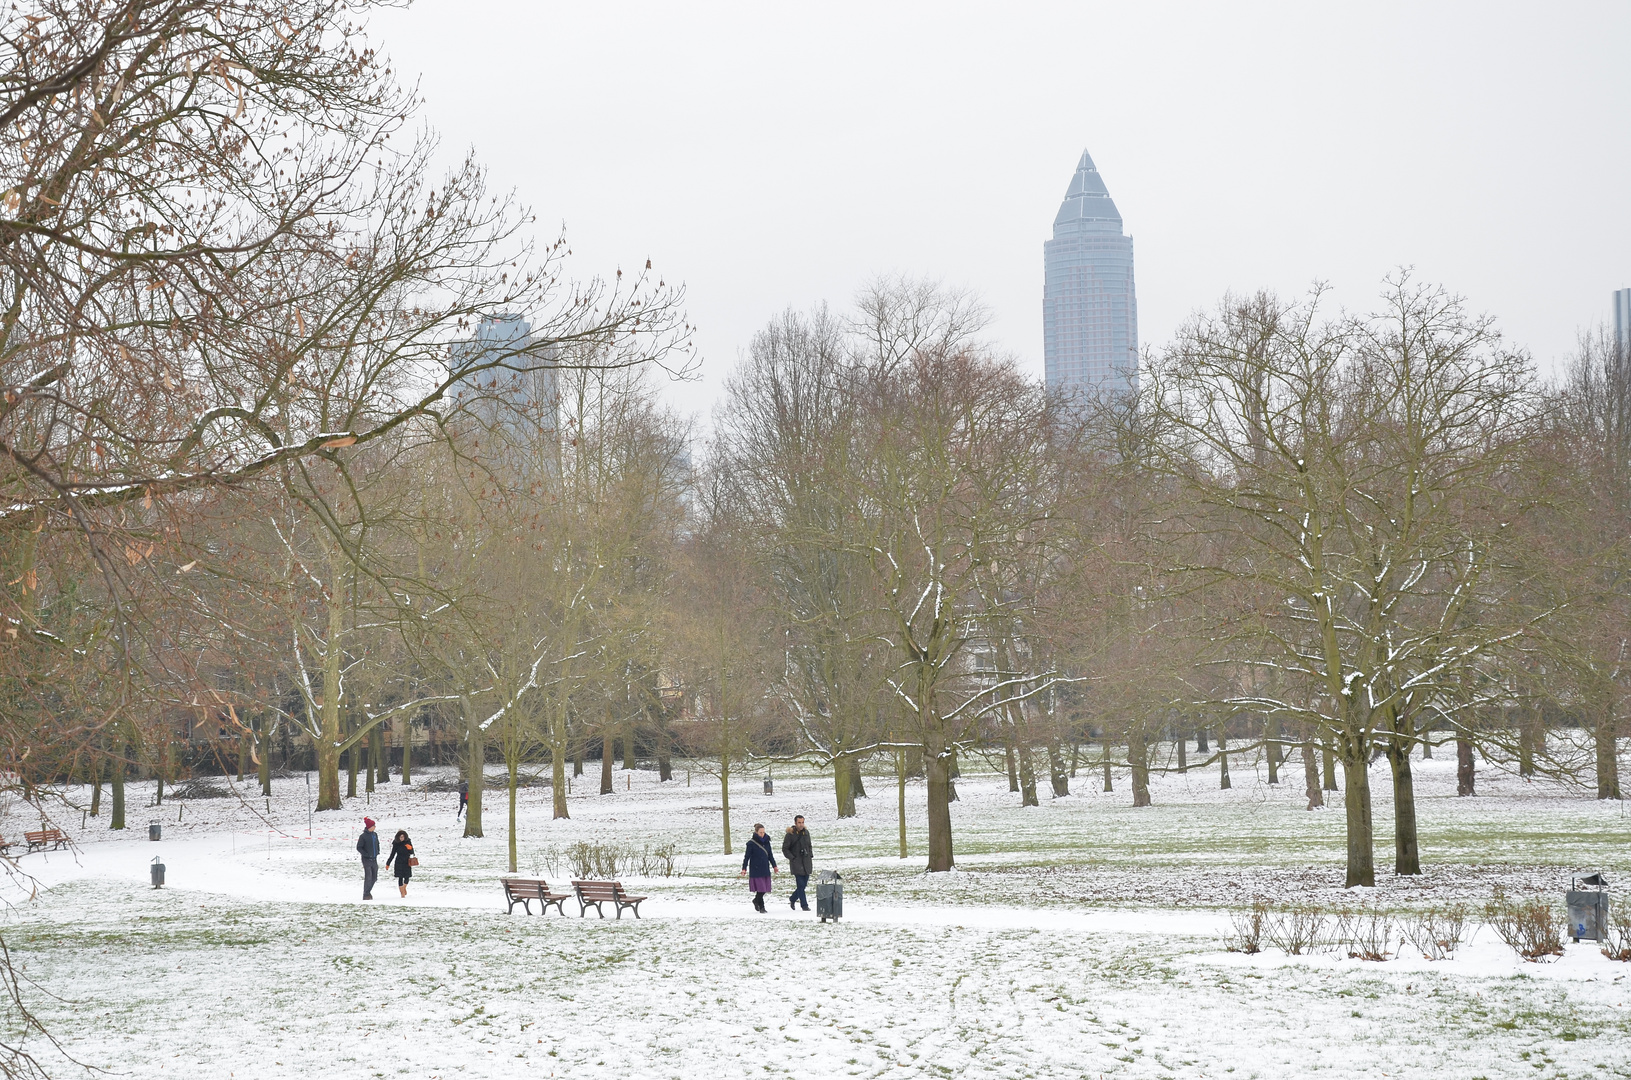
355,817,380,900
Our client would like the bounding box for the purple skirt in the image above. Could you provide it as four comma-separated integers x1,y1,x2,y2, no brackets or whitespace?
748,876,773,893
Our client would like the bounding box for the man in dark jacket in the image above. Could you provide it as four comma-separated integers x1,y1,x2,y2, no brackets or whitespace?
782,815,813,911
356,817,379,900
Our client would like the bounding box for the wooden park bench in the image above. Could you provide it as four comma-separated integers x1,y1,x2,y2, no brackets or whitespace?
500,877,570,916
0,836,12,856
25,829,66,853
571,879,647,919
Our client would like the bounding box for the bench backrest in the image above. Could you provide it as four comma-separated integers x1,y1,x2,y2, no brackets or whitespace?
572,880,620,901
502,878,552,897
25,830,60,841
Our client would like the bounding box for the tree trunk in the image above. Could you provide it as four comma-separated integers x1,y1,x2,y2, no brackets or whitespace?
110,745,125,830
1175,724,1187,772
1018,742,1039,806
1265,715,1281,785
834,752,856,818
850,755,866,798
462,699,485,838
551,703,570,820
1386,734,1421,875
1421,722,1432,759
573,736,583,777
345,730,358,799
924,751,954,872
237,731,250,782
1101,738,1113,792
1302,737,1323,809
1129,727,1151,807
1196,728,1209,753
946,747,959,803
373,724,388,783
90,758,102,817
1046,736,1069,797
599,715,614,795
719,744,732,855
258,717,273,797
1340,743,1377,888
364,723,376,794
1456,737,1476,796
1003,719,1019,792
1517,708,1536,778
400,718,413,785
1595,705,1620,800
1217,726,1231,790
1322,733,1338,791
895,749,907,858
657,715,673,781
506,754,519,874
316,568,345,811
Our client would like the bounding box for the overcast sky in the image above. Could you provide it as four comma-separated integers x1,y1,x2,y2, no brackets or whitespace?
371,2,1631,425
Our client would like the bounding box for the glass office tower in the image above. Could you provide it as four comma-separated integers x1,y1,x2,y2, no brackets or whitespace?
1043,150,1138,399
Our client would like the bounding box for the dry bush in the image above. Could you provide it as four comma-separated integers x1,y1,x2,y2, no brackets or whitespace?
1265,904,1328,955
1226,900,1270,954
1400,904,1468,960
1484,894,1563,962
1599,910,1631,962
558,840,683,880
1334,907,1394,961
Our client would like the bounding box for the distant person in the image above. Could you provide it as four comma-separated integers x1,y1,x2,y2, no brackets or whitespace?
456,781,468,819
738,822,778,913
356,817,380,901
782,815,813,911
386,829,416,899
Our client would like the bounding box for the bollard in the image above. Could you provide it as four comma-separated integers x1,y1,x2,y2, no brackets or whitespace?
150,856,165,889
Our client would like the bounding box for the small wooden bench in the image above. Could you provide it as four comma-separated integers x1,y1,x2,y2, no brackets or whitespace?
0,836,12,856
571,879,647,919
500,877,570,916
25,829,66,853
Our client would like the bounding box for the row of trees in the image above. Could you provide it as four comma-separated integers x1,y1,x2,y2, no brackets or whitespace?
3,3,1628,922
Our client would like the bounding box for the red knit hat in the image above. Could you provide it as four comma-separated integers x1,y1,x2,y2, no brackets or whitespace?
363,817,376,828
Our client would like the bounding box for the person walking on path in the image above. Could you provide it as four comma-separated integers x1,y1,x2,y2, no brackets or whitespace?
356,817,380,900
738,823,777,913
456,781,469,819
782,815,813,911
386,829,415,898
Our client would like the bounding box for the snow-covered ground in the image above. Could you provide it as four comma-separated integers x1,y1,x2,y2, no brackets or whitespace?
1,753,1628,1078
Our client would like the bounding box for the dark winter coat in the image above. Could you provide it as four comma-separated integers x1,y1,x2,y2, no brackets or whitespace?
781,826,813,877
741,832,777,878
387,838,414,881
356,829,379,860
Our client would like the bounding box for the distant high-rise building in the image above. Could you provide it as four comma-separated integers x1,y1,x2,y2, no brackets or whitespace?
1043,150,1138,400
450,313,558,436
1615,288,1631,355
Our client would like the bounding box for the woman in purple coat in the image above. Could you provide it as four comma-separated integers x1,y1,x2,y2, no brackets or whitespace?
738,823,778,913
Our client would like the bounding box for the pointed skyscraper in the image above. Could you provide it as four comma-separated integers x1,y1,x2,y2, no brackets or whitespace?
1043,150,1138,399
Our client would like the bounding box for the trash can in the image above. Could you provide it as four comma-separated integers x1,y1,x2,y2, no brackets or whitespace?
148,822,162,842
763,777,773,796
150,856,165,889
1567,873,1609,942
816,870,842,923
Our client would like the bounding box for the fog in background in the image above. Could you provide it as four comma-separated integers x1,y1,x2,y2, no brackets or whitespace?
372,1,1631,421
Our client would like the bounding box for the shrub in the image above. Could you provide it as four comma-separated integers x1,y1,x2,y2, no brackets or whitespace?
1226,900,1270,954
551,840,684,880
1484,894,1563,962
1600,910,1631,963
1334,907,1393,961
1265,904,1328,955
169,777,231,800
1400,905,1467,960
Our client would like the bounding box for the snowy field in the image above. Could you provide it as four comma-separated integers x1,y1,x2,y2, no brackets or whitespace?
1,752,1628,1079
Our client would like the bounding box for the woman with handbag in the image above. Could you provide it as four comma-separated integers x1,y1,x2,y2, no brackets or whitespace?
386,829,417,898
738,823,777,913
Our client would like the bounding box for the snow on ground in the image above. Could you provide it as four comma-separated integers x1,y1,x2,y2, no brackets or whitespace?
0,752,1627,1078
